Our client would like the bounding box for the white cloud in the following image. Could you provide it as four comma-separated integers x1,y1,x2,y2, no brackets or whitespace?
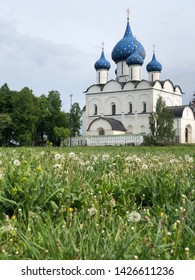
0,0,195,109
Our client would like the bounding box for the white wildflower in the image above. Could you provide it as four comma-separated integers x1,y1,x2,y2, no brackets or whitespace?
129,211,141,222
142,164,148,170
53,164,62,170
13,159,20,166
88,207,97,217
54,153,61,160
102,154,109,161
110,197,116,207
86,166,94,172
125,156,131,161
68,152,76,158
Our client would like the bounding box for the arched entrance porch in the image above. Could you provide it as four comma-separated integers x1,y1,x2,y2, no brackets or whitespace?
185,125,192,143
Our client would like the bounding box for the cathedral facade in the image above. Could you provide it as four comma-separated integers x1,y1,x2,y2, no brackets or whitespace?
81,10,195,144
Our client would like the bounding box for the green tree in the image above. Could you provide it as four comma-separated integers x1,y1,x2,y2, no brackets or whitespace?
149,96,175,144
35,91,70,146
46,91,69,145
53,127,70,146
0,83,14,114
35,94,51,144
0,84,15,144
11,87,39,146
0,114,12,143
70,102,81,137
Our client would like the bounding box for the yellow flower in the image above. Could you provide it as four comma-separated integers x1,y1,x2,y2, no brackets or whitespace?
11,215,16,220
11,187,18,195
21,177,28,182
68,207,74,213
160,212,164,218
36,166,42,173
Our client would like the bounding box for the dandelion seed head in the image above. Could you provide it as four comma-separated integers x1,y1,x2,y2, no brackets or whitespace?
102,154,109,161
13,159,20,166
68,152,76,158
129,211,141,222
142,164,148,169
54,153,61,160
88,207,97,217
53,163,62,170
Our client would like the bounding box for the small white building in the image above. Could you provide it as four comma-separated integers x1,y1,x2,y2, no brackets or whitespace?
81,9,195,145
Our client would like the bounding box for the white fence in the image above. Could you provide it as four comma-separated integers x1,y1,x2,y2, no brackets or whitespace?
68,134,143,146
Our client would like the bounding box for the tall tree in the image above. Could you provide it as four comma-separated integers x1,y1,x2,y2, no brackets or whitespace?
70,102,81,137
149,96,175,144
11,87,39,146
0,114,12,144
0,84,15,144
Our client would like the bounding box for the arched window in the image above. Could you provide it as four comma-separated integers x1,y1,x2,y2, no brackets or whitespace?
129,102,132,113
143,102,147,113
121,62,124,75
94,104,97,115
99,128,105,136
111,103,116,115
98,72,101,84
185,128,188,143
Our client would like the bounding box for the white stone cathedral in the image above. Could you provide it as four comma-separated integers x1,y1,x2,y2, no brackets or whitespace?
81,9,195,145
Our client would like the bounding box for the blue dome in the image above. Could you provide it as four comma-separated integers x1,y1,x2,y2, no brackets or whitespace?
94,50,111,70
111,21,146,63
126,46,144,65
146,53,162,72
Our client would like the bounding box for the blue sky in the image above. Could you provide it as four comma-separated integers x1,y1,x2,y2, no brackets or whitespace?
0,0,195,111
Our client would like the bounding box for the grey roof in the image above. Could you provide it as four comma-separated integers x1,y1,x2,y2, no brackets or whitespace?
167,105,187,118
87,117,126,131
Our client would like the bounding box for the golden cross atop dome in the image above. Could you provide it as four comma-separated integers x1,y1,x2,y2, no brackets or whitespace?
127,8,130,21
102,41,105,51
153,43,156,54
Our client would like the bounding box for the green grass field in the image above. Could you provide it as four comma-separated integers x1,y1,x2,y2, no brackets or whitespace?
0,145,194,260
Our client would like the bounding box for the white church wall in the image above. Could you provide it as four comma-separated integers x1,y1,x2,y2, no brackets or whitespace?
174,98,182,106
82,110,86,136
116,61,129,77
88,98,101,116
104,95,122,115
125,95,135,113
96,70,108,84
123,82,136,91
137,93,151,113
103,80,122,92
87,85,101,94
122,113,150,134
163,81,174,93
153,81,162,90
136,80,152,90
166,97,173,106
153,89,182,109
175,86,182,95
87,118,112,136
180,120,194,143
182,107,194,120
